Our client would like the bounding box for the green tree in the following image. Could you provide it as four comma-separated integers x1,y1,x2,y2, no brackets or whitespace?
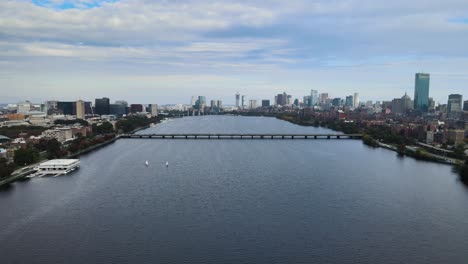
0,158,16,179
13,148,39,166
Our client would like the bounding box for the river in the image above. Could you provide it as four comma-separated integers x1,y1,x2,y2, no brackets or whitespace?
1,116,467,263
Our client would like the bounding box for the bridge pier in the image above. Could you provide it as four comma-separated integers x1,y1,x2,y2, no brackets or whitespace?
282,136,285,139
327,135,331,139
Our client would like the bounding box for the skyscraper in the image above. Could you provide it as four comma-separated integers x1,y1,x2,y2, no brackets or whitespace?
149,104,158,117
464,100,468,111
448,94,463,113
235,93,240,108
249,100,258,109
76,100,85,119
241,95,246,109
262,100,270,107
95,97,110,115
353,93,360,108
414,73,430,112
345,95,353,107
319,93,328,105
191,96,197,107
310,90,318,106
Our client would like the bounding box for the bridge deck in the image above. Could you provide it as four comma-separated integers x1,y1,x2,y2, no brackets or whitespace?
120,133,363,139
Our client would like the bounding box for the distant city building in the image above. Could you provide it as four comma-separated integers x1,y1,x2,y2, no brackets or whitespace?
276,92,288,106
401,92,413,112
448,94,463,113
311,90,318,106
249,100,258,109
262,100,270,107
235,93,240,108
195,96,206,110
464,100,468,111
216,100,223,109
332,98,341,107
130,104,144,113
448,129,465,145
210,100,217,108
57,101,75,115
414,73,430,112
95,97,110,115
41,128,74,143
191,96,197,107
76,100,85,119
17,101,33,114
391,98,402,114
319,93,328,104
345,95,354,107
109,104,127,116
428,97,435,111
149,104,158,117
353,93,360,108
241,95,246,109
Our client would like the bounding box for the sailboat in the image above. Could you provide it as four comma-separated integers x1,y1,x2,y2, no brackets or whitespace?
165,161,169,167
145,160,149,166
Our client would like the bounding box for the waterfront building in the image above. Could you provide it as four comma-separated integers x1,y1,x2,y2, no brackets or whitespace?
95,97,110,115
414,73,430,112
448,94,463,113
216,100,223,109
235,93,240,109
32,159,80,177
41,128,74,142
249,100,258,109
353,93,360,108
241,95,246,109
195,96,206,110
191,96,197,107
210,100,216,108
447,129,465,145
262,100,270,107
76,100,85,119
149,104,158,117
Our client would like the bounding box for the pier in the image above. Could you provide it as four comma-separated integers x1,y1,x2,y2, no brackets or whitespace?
120,133,363,140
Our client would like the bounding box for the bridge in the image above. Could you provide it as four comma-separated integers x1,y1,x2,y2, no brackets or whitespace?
120,133,363,140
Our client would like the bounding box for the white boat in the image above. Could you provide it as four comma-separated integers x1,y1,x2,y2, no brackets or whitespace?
145,160,149,166
166,161,169,167
28,159,80,178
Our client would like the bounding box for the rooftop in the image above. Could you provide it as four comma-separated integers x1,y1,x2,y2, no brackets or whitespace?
39,159,80,166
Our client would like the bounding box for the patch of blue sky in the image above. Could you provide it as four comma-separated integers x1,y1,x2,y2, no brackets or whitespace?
31,0,117,10
447,17,468,24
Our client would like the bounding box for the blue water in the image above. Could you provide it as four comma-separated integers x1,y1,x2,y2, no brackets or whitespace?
1,116,467,263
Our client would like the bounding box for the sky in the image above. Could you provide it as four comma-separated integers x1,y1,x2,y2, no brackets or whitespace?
0,0,467,105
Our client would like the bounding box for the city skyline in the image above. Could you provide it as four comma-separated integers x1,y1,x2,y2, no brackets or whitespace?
1,0,468,104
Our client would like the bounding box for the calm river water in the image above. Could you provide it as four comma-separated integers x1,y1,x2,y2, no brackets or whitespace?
1,116,467,263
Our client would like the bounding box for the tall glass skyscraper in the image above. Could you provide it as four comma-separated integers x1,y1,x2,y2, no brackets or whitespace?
414,73,430,112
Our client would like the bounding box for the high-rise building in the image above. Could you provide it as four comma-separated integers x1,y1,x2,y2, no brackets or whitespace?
428,97,435,111
130,104,143,113
448,94,463,113
95,97,110,115
345,96,353,107
311,90,318,106
76,100,85,119
353,93,360,108
249,100,258,109
241,95,246,109
109,104,127,116
195,96,206,110
149,104,158,117
262,100,270,107
210,100,216,108
332,98,341,107
191,96,197,107
464,100,468,111
401,92,413,112
216,100,223,109
414,73,430,112
319,93,328,104
17,101,33,114
276,92,288,106
235,93,240,108
57,101,75,115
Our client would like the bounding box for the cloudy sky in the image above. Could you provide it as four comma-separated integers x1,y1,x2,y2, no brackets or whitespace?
0,0,467,104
